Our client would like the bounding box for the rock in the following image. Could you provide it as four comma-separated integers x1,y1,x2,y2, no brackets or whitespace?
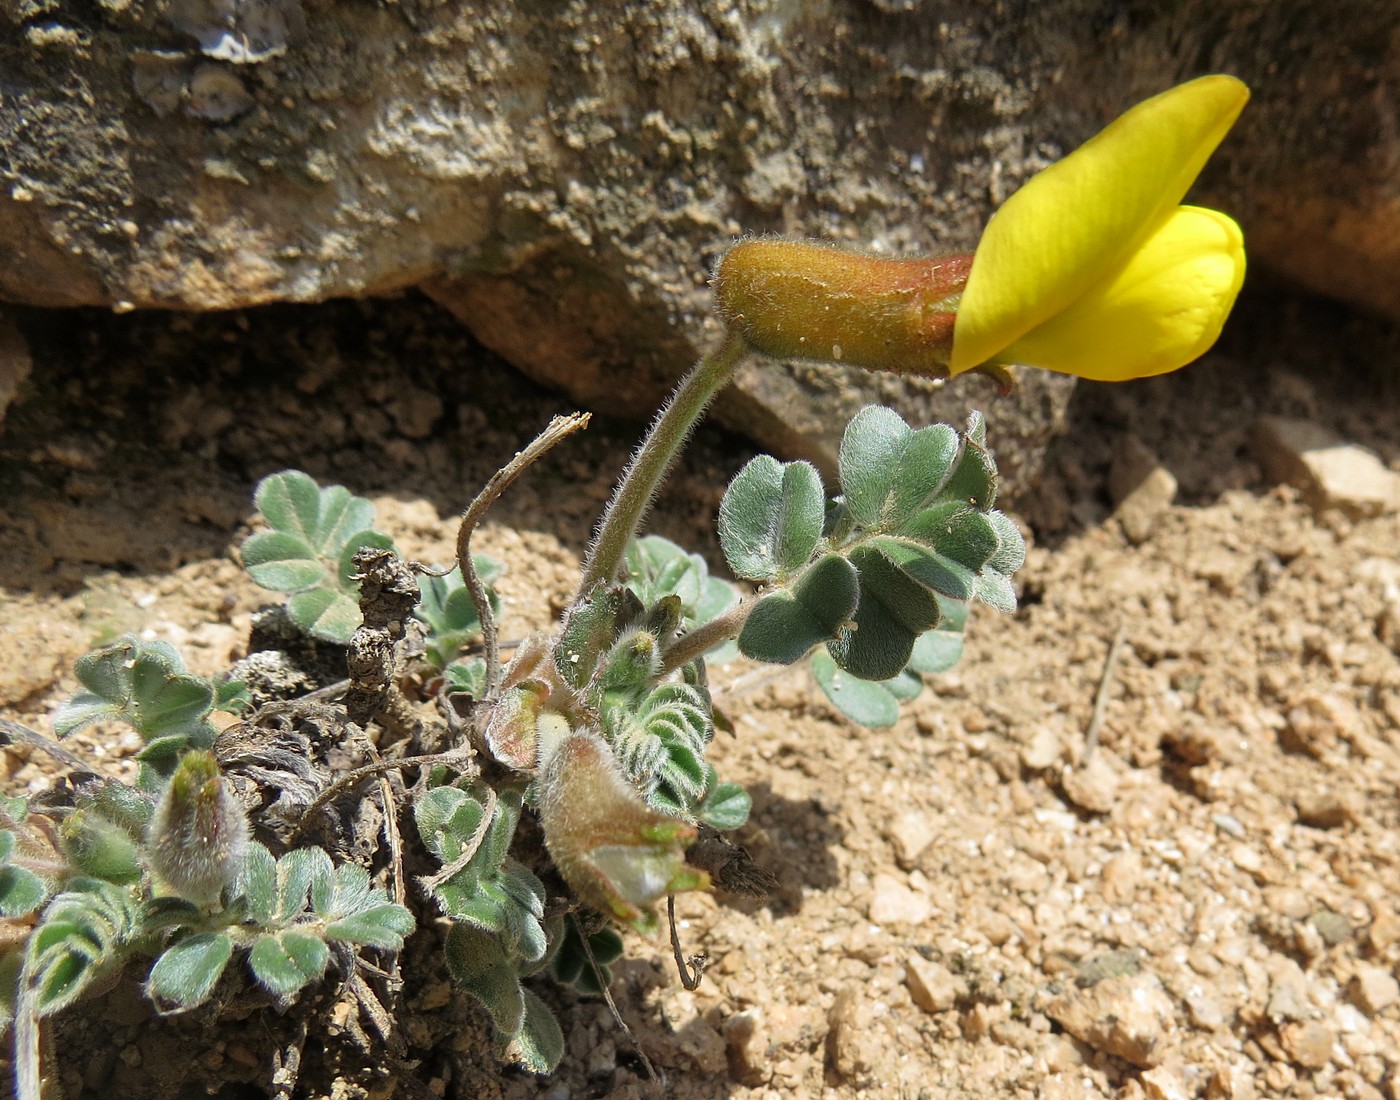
721,1011,769,1086
9,5,1400,483
1060,754,1119,815
1280,692,1365,758
826,987,879,1083
905,955,964,1013
868,873,933,927
1108,437,1178,544
1265,957,1312,1023
1020,726,1063,771
1367,907,1400,953
0,309,31,427
1312,910,1353,947
1206,1064,1256,1100
1142,1063,1194,1100
1295,788,1359,829
885,810,937,869
1350,965,1400,1016
1279,1020,1334,1070
1251,418,1400,518
1046,972,1177,1068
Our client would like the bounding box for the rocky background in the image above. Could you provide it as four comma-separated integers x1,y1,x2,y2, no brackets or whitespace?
3,0,1397,484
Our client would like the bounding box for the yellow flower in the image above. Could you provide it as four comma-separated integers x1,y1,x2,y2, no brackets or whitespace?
950,75,1250,381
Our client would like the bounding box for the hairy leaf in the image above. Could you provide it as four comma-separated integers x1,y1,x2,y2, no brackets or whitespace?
241,470,395,643
738,554,858,665
147,932,233,1011
54,636,216,753
445,924,526,1039
719,456,825,582
248,930,330,1002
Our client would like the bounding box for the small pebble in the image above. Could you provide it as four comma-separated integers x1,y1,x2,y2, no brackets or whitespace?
1046,972,1176,1068
1350,964,1400,1015
868,873,932,927
904,955,963,1013
1061,754,1119,815
1280,1020,1335,1070
885,810,937,869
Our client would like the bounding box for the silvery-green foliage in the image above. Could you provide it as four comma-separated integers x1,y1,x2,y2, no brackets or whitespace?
53,636,219,778
240,470,396,643
22,879,143,1016
418,784,561,1072
720,407,1024,701
623,535,740,661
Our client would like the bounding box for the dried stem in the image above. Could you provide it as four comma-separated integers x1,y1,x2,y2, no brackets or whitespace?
437,412,592,702
577,333,747,601
1083,623,1127,764
574,912,660,1085
288,747,475,843
667,894,707,991
0,717,98,774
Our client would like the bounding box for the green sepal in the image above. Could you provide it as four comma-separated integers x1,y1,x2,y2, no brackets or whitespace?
554,585,645,690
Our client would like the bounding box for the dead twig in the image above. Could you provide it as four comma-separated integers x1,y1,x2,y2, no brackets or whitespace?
424,412,591,704
1083,624,1127,765
287,747,475,844
417,785,496,895
574,912,660,1086
270,1017,308,1100
667,894,707,991
0,718,96,774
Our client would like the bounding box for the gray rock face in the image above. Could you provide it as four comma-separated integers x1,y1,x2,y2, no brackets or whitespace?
3,1,1391,488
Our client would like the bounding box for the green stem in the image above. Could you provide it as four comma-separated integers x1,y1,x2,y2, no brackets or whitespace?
657,598,753,677
576,332,748,601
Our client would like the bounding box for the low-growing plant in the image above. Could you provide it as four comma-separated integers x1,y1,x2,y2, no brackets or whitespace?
1,74,1250,1095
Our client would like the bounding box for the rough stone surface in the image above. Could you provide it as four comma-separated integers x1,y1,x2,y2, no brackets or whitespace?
1279,1020,1334,1070
1109,437,1179,545
868,872,933,927
0,310,30,427
885,809,937,869
1046,972,1178,1068
1251,417,1400,518
1351,965,1400,1016
1060,753,1119,815
7,2,1400,482
905,955,964,1014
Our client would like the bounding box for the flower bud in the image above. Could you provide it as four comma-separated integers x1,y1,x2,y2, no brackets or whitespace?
146,750,250,907
714,240,972,377
60,809,142,884
537,728,707,934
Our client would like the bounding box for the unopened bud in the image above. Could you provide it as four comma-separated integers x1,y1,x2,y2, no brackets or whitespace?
61,809,142,884
538,729,707,934
146,750,249,907
714,239,972,377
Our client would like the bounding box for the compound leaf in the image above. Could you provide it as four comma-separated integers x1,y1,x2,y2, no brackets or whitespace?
738,553,858,665
146,932,233,1012
719,456,825,582
248,930,330,1002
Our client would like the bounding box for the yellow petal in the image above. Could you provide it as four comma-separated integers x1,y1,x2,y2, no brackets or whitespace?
995,206,1245,381
951,75,1249,373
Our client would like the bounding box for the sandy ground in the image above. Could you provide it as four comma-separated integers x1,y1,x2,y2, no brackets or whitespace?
1,286,1399,1099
